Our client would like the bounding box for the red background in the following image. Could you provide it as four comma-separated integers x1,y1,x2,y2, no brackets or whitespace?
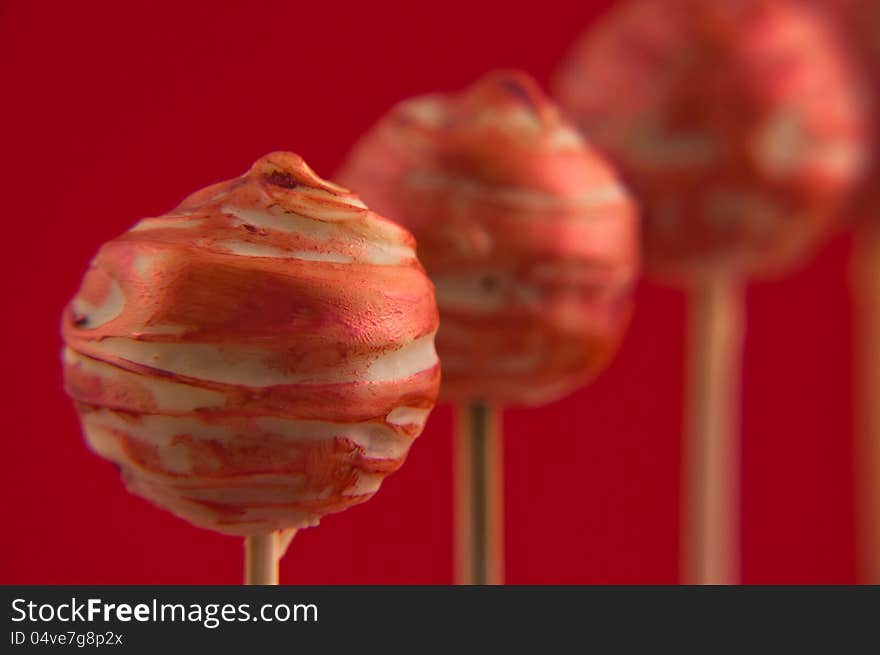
0,0,860,583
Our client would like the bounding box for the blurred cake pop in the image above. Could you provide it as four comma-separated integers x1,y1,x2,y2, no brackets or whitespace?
340,70,639,584
555,0,868,281
554,0,869,584
810,0,879,213
340,70,640,406
810,0,880,584
62,151,440,538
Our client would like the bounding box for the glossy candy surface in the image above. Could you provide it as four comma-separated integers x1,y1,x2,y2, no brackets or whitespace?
62,152,440,535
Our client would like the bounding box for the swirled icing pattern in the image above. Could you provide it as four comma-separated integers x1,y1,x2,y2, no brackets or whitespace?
61,152,440,536
555,0,869,280
339,71,640,406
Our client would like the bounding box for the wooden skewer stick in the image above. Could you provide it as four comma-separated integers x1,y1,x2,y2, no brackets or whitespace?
853,224,880,583
454,402,504,585
681,275,744,585
245,533,280,585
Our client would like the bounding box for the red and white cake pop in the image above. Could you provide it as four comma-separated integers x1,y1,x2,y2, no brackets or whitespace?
340,71,640,406
555,0,868,281
62,151,440,538
810,0,879,214
554,0,869,584
340,70,639,585
810,0,880,583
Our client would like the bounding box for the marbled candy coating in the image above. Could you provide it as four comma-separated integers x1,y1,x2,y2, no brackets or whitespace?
555,0,868,280
62,152,440,535
340,71,639,406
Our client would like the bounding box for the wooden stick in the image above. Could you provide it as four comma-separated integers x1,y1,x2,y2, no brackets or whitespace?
454,402,504,585
681,275,744,584
245,533,279,585
853,224,880,583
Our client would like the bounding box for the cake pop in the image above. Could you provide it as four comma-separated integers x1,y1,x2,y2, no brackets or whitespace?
810,0,880,583
555,0,868,583
62,151,441,583
340,71,640,583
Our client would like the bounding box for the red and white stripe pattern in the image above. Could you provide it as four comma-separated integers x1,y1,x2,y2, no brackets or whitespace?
554,0,869,280
62,152,440,535
339,71,640,406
